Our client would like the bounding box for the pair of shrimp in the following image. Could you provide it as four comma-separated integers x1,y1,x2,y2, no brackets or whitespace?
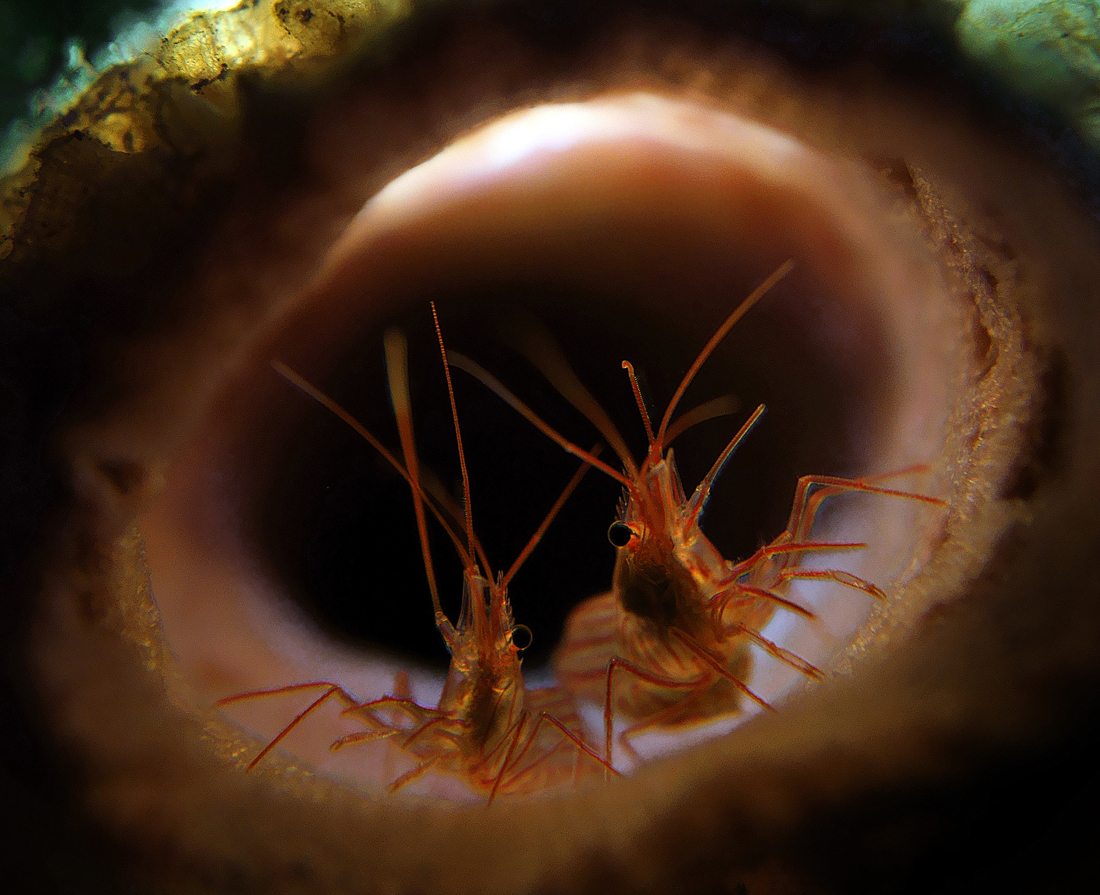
217,305,615,800
453,261,947,765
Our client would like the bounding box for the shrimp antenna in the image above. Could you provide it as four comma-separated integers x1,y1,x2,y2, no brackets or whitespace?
418,466,493,575
514,320,639,479
448,351,632,489
501,446,602,591
431,302,477,571
663,394,740,446
686,403,766,525
655,260,794,448
273,360,408,491
621,361,656,448
383,331,453,644
273,360,486,576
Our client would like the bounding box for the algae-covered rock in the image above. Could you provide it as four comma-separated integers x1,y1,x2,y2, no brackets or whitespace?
958,0,1100,146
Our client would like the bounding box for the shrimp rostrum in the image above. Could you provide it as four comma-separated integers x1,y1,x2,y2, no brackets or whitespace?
452,261,946,765
218,308,615,800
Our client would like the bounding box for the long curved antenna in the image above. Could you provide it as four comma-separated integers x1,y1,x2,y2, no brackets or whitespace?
419,466,493,576
384,331,453,645
655,260,794,447
272,359,472,569
431,302,477,572
663,394,740,446
449,351,631,489
274,361,407,491
500,447,601,591
513,321,639,479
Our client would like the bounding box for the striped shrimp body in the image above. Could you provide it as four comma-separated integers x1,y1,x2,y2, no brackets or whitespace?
452,262,946,765
217,308,614,800
554,423,791,734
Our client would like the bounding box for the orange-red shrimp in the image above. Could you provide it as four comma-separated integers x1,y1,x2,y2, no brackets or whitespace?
217,307,615,800
451,262,946,765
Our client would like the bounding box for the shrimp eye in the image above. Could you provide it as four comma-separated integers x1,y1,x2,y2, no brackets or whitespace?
511,624,533,651
608,522,636,548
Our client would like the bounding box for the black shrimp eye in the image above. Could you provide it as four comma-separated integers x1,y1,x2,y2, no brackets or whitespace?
608,522,636,548
511,624,533,652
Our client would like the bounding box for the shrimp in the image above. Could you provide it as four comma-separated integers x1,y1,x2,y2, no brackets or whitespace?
217,306,615,800
450,261,946,766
